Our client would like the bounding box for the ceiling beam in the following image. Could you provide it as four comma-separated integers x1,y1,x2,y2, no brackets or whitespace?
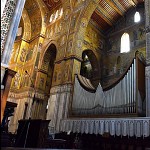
112,0,126,12
95,9,113,26
105,0,123,16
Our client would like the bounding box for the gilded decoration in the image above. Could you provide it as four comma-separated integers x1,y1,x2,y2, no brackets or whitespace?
25,40,38,63
9,42,21,64
22,8,31,41
25,0,42,39
8,0,147,92
37,72,47,90
3,0,148,134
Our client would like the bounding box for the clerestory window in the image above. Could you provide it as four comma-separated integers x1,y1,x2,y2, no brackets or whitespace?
134,11,141,23
120,33,130,53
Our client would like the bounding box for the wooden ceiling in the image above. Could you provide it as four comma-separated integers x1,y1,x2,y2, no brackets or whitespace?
91,0,144,32
43,0,144,32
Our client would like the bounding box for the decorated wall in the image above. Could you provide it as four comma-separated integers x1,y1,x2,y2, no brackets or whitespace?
101,5,146,87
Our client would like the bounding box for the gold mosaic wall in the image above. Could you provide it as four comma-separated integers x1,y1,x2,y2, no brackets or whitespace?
9,0,146,95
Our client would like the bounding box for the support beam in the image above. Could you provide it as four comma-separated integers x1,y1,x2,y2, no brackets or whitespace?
105,0,123,16
95,9,113,26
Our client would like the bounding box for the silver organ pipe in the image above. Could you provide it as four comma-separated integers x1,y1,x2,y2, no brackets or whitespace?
72,58,145,116
133,59,136,113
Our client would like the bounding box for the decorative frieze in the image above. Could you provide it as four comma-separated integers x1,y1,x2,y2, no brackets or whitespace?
9,90,47,100
50,84,73,94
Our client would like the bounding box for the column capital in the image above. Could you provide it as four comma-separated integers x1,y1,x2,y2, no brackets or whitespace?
6,68,17,78
1,63,8,70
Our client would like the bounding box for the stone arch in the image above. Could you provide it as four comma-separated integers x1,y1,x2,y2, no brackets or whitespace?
39,41,58,69
37,43,57,93
24,0,42,39
21,8,31,41
73,0,100,57
80,49,100,87
36,0,49,36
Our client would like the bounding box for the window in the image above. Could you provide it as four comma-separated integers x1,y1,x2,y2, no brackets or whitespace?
134,11,140,23
120,33,130,53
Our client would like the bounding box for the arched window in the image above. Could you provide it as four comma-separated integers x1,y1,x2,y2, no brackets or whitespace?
134,11,140,23
120,33,130,53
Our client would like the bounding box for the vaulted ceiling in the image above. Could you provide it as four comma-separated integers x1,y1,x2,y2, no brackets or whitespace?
43,0,144,32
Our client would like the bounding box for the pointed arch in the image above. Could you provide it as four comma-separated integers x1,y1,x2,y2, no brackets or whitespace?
80,49,100,87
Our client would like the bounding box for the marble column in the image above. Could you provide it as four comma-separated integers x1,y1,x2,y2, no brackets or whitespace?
1,0,7,18
46,84,73,132
1,0,26,64
1,0,17,55
1,0,26,89
145,0,150,117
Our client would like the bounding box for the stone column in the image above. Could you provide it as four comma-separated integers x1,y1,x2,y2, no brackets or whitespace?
46,84,73,132
1,0,26,64
145,0,150,117
1,0,26,89
1,69,16,123
1,0,17,55
1,0,7,17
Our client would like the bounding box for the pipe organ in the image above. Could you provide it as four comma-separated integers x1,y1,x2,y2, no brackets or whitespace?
72,57,146,117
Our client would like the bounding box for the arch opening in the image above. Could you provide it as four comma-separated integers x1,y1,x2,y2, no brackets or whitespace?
41,44,57,94
80,50,100,88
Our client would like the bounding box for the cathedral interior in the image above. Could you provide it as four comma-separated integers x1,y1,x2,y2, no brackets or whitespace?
1,0,150,149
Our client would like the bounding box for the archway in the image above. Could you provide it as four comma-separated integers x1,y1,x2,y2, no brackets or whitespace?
80,50,100,88
35,44,57,119
41,44,57,94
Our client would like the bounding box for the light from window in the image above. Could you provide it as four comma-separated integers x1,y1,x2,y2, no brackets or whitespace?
59,8,63,17
17,27,22,36
55,10,59,19
120,33,130,53
134,11,140,23
49,15,53,23
49,8,63,23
